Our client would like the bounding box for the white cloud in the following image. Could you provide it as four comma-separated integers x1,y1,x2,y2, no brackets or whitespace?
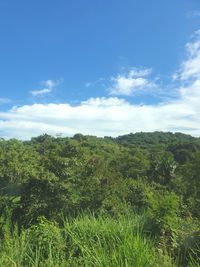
43,79,57,89
1,74,200,139
109,68,157,96
30,79,58,96
0,87,199,139
1,31,200,139
82,97,127,106
31,89,52,96
173,31,200,81
129,68,152,77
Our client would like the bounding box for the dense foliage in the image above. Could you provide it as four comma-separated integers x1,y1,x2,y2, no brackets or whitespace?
0,132,199,266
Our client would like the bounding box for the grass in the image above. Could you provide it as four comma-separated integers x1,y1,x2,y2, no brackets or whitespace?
0,214,198,267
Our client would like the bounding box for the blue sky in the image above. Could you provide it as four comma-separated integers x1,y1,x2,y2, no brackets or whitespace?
1,0,200,139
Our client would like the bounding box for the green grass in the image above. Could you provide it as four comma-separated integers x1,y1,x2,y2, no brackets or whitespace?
0,214,198,267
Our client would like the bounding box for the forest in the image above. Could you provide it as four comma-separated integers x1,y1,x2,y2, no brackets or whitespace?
0,131,199,266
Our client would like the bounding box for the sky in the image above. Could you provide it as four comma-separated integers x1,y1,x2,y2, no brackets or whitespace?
1,0,200,139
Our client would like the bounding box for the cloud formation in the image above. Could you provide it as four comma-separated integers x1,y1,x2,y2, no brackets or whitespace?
1,31,200,139
30,79,58,96
109,68,157,96
173,30,200,81
0,83,199,139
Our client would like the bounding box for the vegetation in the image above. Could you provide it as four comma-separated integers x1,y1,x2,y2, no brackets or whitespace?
0,131,199,266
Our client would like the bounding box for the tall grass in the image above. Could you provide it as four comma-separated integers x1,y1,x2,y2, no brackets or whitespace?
0,214,198,266
62,214,171,267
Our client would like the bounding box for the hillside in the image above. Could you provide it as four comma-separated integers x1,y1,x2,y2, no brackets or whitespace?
115,131,198,145
0,132,199,266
